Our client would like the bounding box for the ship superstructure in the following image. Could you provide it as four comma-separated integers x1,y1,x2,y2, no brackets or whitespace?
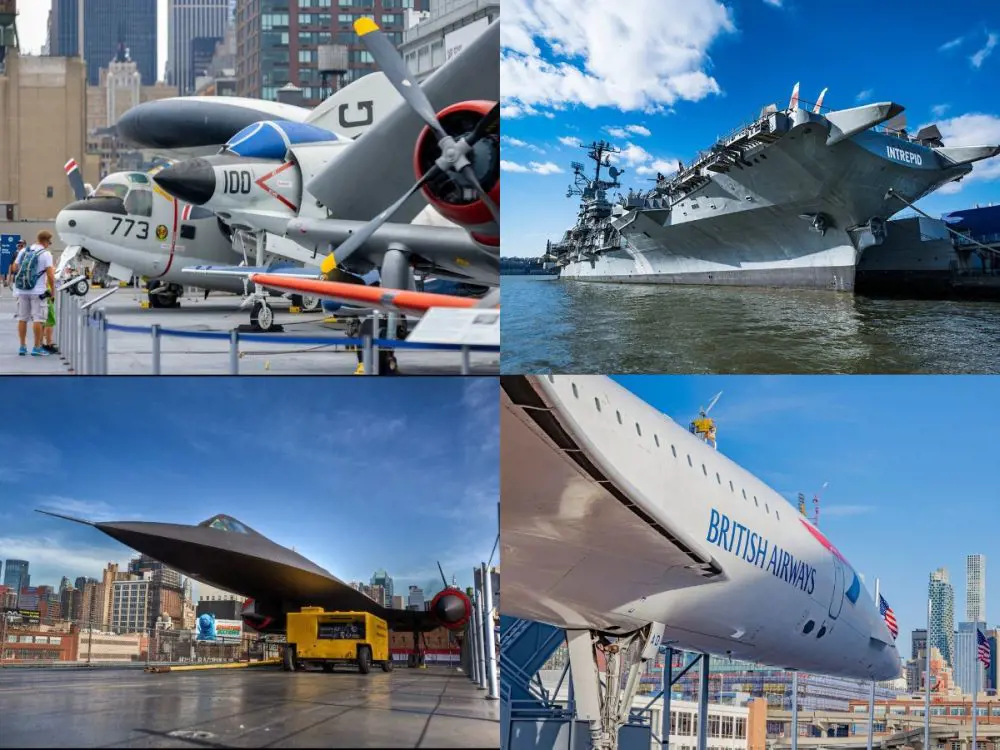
548,88,1000,291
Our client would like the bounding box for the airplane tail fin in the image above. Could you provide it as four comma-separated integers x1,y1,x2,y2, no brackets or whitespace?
64,158,87,200
305,71,405,140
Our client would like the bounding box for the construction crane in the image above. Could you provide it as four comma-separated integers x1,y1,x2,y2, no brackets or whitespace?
798,482,828,525
689,392,722,449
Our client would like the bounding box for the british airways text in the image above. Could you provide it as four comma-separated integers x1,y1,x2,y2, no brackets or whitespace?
706,508,816,595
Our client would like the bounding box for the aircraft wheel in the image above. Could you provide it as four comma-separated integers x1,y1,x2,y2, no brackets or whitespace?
295,294,321,312
346,319,361,338
382,659,393,673
381,352,399,376
72,279,89,297
251,301,275,331
282,645,296,672
396,319,409,340
357,646,371,674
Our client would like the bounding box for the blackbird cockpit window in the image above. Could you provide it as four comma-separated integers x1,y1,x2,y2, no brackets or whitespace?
199,515,249,534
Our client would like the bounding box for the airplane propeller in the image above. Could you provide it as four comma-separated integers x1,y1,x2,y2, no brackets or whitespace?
318,19,499,277
700,391,723,417
64,159,87,201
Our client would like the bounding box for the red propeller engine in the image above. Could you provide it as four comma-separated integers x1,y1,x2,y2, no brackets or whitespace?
429,586,473,631
414,100,500,249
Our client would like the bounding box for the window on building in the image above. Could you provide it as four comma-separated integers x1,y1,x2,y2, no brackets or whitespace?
46,186,54,198
735,718,746,739
721,716,733,737
708,715,720,737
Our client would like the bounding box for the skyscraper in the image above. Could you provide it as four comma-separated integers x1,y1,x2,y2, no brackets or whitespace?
168,0,229,94
234,0,429,106
50,0,158,85
955,621,987,696
2,559,29,605
407,586,425,611
370,569,393,608
966,554,986,623
929,568,956,668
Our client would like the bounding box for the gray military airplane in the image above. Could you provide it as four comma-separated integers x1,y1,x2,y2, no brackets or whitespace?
152,18,500,303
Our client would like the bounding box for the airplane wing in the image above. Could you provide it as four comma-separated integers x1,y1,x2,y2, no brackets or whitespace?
184,264,323,279
248,273,492,316
286,218,498,286
501,376,726,634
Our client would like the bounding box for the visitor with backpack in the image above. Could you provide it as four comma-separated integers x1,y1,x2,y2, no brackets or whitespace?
10,230,57,357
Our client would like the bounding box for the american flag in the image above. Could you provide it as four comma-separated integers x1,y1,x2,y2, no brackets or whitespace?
879,594,898,640
978,629,992,668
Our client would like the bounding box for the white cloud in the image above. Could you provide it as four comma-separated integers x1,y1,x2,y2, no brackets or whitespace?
855,88,874,103
626,124,652,136
0,534,132,589
939,36,965,52
501,0,733,117
970,32,998,68
636,159,680,176
762,0,783,6
617,142,653,167
501,159,564,175
919,113,1000,192
931,104,951,118
501,135,546,154
607,125,650,138
558,136,582,147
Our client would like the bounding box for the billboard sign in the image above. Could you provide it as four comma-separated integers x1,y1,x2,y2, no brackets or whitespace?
3,608,40,625
0,234,21,277
444,17,490,64
215,619,243,641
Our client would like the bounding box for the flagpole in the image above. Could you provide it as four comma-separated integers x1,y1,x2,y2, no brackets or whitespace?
924,597,931,750
866,578,879,750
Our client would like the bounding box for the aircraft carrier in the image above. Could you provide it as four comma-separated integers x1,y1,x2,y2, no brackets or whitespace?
546,88,1000,291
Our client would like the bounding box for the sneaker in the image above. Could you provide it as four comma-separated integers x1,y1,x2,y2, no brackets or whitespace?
30,347,50,357
18,346,26,356
43,344,59,354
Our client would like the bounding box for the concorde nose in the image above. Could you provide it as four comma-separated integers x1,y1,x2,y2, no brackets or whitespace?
154,158,216,206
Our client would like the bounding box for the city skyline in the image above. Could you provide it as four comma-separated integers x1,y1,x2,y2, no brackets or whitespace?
612,375,1000,661
500,0,1000,256
0,378,499,605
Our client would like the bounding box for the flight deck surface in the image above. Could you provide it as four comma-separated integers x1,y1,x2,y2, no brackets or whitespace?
0,666,499,748
0,288,499,375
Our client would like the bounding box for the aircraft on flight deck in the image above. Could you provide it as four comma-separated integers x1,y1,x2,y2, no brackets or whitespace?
154,18,500,320
501,375,901,750
35,510,473,663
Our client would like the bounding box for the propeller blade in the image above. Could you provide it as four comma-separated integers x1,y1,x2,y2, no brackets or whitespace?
328,164,442,269
467,102,500,147
354,18,447,141
436,561,449,590
64,159,86,201
459,164,500,224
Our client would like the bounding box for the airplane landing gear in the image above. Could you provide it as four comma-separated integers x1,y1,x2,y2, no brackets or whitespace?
250,299,275,332
290,294,322,313
147,281,182,309
68,278,89,297
566,622,665,750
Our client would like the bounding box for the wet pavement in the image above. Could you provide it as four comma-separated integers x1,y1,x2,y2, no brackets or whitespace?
0,666,499,748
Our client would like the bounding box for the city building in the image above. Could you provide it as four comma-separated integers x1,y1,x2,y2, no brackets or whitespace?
399,0,497,82
912,629,928,661
0,47,99,221
370,570,393,608
196,599,242,621
98,562,131,628
929,567,956,667
76,629,143,663
956,621,989,696
967,554,986,623
234,0,429,107
127,555,185,629
48,0,158,86
987,628,999,693
0,585,17,609
2,560,29,604
168,0,229,94
391,595,404,610
1,625,79,662
110,577,149,634
198,584,244,602
407,586,425,610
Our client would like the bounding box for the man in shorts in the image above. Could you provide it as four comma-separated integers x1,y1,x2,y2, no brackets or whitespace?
10,230,56,356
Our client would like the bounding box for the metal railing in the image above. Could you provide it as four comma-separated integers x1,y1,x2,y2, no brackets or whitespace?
54,290,499,375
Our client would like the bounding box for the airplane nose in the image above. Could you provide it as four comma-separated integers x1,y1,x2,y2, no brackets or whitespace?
154,158,216,206
430,589,472,630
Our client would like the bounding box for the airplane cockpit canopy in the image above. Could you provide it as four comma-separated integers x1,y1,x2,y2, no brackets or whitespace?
92,175,130,200
199,514,253,534
93,173,154,217
223,120,338,161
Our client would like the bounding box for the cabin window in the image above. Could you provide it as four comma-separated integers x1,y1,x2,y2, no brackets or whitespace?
616,410,622,424
729,480,734,492
594,397,601,412
741,489,746,500
701,464,707,476
572,383,578,398
776,510,780,520
754,496,759,507
803,620,815,634
654,434,660,447
671,445,677,458
716,472,721,485
635,422,641,436
687,454,692,467
765,503,770,514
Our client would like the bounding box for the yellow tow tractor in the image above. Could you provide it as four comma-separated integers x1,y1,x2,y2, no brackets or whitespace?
283,607,393,674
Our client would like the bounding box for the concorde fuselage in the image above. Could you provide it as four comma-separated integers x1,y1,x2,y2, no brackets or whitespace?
501,375,901,681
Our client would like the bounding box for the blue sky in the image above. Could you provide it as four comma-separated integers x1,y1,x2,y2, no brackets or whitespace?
501,0,1000,256
0,377,499,602
612,375,1000,658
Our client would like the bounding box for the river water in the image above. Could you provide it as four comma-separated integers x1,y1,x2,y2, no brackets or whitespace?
501,276,1000,374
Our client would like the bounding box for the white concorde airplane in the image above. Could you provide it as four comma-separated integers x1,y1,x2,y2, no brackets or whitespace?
501,375,901,749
